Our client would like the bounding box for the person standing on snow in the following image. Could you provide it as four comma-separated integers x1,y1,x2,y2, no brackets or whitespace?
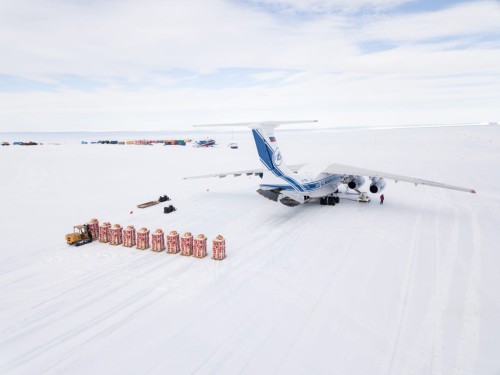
380,194,385,205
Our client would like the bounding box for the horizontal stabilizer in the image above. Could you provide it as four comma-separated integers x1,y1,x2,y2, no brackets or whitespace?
183,164,304,180
194,120,317,129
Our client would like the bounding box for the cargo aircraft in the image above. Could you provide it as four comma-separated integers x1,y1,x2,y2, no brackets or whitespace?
184,121,476,207
193,138,216,147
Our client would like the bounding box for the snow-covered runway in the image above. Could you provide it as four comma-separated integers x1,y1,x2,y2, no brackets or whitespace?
1,125,499,374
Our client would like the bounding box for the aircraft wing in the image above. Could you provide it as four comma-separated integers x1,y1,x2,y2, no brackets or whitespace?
324,163,476,194
183,164,305,180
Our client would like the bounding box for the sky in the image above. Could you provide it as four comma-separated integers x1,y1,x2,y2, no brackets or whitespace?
0,0,499,131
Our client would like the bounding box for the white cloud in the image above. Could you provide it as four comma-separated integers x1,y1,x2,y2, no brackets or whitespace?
0,0,498,131
0,0,357,77
242,0,413,13
357,1,500,42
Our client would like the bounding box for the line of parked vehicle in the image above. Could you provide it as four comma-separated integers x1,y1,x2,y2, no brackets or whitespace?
2,141,39,146
1,139,239,148
81,139,190,145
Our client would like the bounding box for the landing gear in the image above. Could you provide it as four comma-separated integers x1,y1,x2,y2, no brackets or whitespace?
320,195,340,206
321,189,371,205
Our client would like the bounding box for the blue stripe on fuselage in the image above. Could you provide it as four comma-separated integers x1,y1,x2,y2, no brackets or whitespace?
260,174,342,193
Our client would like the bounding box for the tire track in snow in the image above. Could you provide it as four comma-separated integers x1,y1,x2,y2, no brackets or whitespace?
394,193,461,374
236,207,363,374
273,241,355,375
40,290,169,374
248,201,378,374
430,199,461,375
453,208,481,375
4,245,200,372
384,205,424,375
0,289,157,374
428,193,481,375
144,210,342,374
1,250,196,345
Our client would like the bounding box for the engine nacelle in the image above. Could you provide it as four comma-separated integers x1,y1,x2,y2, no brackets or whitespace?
346,176,365,190
277,190,308,207
278,194,301,207
369,178,386,194
257,188,279,202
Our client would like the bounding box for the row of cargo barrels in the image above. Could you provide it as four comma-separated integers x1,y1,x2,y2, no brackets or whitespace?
87,219,225,260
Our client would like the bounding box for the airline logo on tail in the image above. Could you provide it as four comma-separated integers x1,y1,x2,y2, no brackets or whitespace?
273,148,282,166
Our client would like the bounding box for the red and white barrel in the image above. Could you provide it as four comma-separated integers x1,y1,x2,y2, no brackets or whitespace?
136,227,150,250
99,222,111,243
180,232,193,256
212,235,226,260
109,224,123,245
123,225,136,247
152,229,165,252
166,231,180,254
87,218,99,240
193,234,207,258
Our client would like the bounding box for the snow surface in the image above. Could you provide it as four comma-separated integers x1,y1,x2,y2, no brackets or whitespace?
1,125,499,374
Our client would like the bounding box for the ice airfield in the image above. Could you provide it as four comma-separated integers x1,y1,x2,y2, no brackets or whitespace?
1,124,499,374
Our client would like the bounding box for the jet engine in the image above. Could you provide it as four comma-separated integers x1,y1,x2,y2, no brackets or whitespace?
346,176,365,190
369,178,386,193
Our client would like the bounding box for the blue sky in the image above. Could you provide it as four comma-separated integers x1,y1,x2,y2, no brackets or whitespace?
0,0,499,131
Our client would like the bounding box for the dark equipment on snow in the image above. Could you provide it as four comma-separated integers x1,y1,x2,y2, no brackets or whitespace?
164,205,176,214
